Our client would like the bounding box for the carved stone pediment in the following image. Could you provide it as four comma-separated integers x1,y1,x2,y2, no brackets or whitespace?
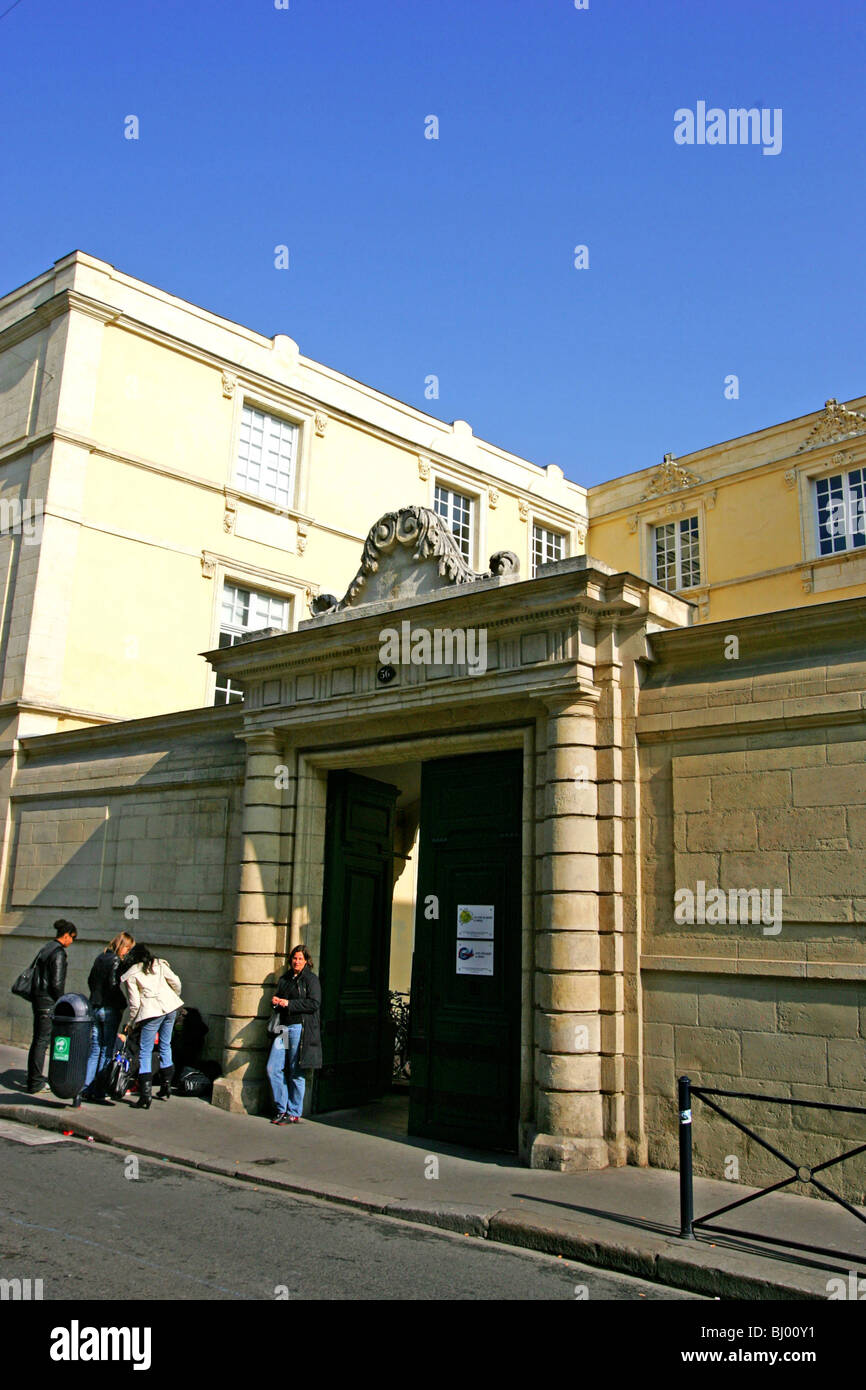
310,506,519,616
640,454,702,500
797,399,866,452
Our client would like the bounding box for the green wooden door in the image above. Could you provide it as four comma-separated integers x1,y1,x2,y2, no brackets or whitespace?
315,771,399,1112
409,749,523,1151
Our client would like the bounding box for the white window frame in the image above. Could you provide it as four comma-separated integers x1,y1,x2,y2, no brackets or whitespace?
813,466,866,558
431,477,478,566
531,522,567,577
227,388,315,518
233,402,298,510
652,513,702,592
202,553,312,706
214,579,292,706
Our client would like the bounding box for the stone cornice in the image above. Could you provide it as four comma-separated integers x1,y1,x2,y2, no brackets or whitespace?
644,594,866,680
205,562,691,684
16,702,243,758
0,698,121,724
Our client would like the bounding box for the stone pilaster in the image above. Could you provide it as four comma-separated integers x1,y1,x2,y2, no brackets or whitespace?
531,694,609,1170
212,730,288,1114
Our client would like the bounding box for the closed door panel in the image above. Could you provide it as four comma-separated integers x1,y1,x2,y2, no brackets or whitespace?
410,750,523,1151
316,772,398,1112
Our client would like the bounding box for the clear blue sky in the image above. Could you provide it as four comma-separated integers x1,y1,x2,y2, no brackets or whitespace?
2,0,864,486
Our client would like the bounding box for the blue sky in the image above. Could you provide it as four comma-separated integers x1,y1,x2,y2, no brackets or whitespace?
2,0,864,486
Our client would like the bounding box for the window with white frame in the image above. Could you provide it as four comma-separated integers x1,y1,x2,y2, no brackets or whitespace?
532,523,566,576
235,403,298,509
214,581,291,705
653,516,701,591
434,483,474,562
815,468,866,557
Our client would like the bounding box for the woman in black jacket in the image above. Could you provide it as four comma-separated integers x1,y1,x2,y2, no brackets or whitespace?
266,944,322,1125
82,931,135,1103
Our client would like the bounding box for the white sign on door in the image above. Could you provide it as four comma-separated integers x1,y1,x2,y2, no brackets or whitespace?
456,939,494,976
456,904,494,939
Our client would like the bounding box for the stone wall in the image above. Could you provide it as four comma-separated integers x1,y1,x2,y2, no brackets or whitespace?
0,706,245,1062
638,597,866,1200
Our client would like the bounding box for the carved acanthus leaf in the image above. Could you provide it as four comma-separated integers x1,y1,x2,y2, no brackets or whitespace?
314,505,519,615
797,399,866,452
640,454,702,500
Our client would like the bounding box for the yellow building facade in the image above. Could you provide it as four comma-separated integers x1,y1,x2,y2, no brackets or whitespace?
2,250,864,748
0,254,864,1176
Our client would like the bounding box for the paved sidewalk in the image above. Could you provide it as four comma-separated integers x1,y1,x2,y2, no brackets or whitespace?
1,1043,863,1300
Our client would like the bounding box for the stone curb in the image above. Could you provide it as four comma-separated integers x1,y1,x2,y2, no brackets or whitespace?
0,1104,831,1299
487,1209,827,1301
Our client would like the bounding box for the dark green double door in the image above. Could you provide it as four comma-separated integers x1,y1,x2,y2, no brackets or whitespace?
316,751,523,1153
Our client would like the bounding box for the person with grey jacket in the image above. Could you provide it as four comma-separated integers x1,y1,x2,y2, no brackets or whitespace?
120,944,184,1110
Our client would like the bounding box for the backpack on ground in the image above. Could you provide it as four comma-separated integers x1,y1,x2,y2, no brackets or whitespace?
176,1065,212,1099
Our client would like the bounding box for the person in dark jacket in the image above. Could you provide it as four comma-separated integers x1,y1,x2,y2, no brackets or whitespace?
81,931,135,1103
26,920,77,1093
266,944,322,1124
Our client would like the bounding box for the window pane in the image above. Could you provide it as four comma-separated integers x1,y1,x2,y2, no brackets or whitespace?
816,474,847,556
532,524,565,577
654,523,677,591
236,404,297,507
434,485,473,561
679,516,701,587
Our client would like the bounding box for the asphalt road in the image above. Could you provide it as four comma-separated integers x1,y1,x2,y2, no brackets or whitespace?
0,1124,703,1301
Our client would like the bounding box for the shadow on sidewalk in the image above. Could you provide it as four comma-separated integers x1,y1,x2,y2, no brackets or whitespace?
512,1189,864,1279
312,1091,521,1168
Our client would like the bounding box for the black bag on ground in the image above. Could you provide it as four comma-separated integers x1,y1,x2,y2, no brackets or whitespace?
176,1066,212,1099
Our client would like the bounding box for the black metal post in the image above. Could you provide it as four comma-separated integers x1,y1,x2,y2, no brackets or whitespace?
678,1074,694,1238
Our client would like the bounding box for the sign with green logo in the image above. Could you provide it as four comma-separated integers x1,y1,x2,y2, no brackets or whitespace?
52,1036,70,1061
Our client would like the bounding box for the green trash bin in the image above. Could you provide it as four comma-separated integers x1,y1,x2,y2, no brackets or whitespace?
48,993,91,1102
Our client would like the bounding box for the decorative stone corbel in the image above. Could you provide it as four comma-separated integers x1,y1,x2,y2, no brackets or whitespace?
576,525,587,547
518,499,530,522
418,455,431,481
784,470,797,489
314,411,328,437
223,496,237,534
627,515,639,534
489,487,499,509
801,568,813,594
221,371,237,400
705,489,717,510
201,554,215,579
296,522,309,555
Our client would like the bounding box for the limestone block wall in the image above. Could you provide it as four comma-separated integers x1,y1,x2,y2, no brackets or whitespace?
638,598,866,1201
0,708,245,1063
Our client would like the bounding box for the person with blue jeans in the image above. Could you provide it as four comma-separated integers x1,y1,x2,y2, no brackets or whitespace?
82,931,135,1103
120,944,184,1110
266,1022,304,1121
267,944,322,1125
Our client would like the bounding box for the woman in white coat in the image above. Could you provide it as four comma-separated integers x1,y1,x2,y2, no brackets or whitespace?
121,944,184,1110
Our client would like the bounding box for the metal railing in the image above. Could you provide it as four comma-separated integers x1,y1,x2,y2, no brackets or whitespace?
389,990,411,1082
678,1074,866,1265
